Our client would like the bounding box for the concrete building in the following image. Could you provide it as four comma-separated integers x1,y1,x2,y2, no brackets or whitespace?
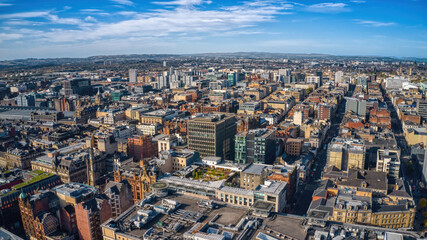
345,97,367,117
376,149,401,180
104,180,133,217
16,94,35,107
327,137,365,172
234,128,275,164
187,113,236,160
129,69,137,83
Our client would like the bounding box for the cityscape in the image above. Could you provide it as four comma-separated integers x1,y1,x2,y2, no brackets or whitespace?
0,0,427,240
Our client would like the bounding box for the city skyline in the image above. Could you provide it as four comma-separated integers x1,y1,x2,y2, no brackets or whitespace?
0,0,426,60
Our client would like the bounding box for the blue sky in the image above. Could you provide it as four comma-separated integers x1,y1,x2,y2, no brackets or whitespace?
0,0,426,60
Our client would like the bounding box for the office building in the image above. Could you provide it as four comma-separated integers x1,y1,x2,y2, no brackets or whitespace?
63,78,93,96
345,97,367,117
16,94,35,107
335,71,343,83
127,135,155,162
318,103,334,120
227,72,245,86
416,99,427,121
327,137,365,171
306,75,320,87
129,69,137,83
104,180,133,217
187,113,236,160
376,149,400,180
235,128,275,164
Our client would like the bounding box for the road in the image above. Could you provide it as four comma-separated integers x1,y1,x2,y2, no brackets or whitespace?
291,87,351,215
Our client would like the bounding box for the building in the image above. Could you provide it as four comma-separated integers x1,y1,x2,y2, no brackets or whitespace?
187,113,236,160
416,99,427,121
327,137,365,172
63,78,93,96
114,161,157,203
235,128,275,164
16,94,35,107
53,182,98,208
345,98,367,117
76,195,112,240
129,69,137,83
240,164,271,190
30,111,64,122
318,103,334,121
284,138,304,157
293,110,304,126
335,71,344,83
103,180,133,217
376,149,401,180
18,190,65,240
157,149,199,173
308,177,415,230
86,132,117,155
31,143,88,183
385,77,409,90
127,135,155,162
0,170,61,229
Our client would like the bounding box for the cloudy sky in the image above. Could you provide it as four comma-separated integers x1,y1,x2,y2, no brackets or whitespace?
0,0,426,60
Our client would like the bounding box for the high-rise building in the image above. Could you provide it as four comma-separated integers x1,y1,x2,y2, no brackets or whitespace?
63,78,93,96
327,137,365,172
318,103,335,120
293,110,304,126
376,149,400,180
157,75,169,89
416,99,427,121
227,72,244,87
235,128,275,164
129,69,137,83
306,75,321,87
335,71,344,83
187,113,236,160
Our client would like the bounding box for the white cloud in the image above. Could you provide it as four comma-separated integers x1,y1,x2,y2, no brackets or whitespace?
46,14,84,25
349,0,366,3
305,3,349,13
84,16,97,22
0,11,50,19
0,3,12,6
116,11,137,16
152,0,211,6
10,1,290,43
354,19,395,27
0,33,23,42
110,0,134,6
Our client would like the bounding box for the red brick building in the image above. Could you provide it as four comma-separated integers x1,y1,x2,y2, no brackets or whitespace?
127,135,155,161
76,195,112,240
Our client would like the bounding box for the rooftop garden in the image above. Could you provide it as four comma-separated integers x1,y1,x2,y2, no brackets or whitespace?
192,167,231,182
12,171,53,190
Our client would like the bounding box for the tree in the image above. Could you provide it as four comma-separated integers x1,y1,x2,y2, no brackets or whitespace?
305,87,313,95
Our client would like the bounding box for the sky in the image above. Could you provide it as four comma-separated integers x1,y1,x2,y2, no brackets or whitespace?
0,0,426,60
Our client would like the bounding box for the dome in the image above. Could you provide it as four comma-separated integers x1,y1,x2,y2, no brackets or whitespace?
19,191,27,199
